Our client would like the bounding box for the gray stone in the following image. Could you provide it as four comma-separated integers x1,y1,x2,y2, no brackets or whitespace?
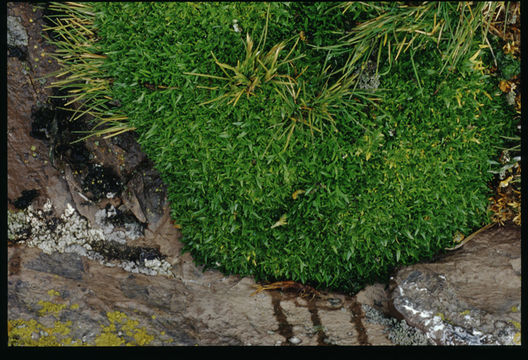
362,304,433,345
7,16,28,47
26,251,85,280
389,224,521,345
355,60,380,91
288,336,302,344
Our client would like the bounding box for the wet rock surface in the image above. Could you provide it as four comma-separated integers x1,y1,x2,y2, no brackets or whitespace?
7,2,521,346
390,223,521,345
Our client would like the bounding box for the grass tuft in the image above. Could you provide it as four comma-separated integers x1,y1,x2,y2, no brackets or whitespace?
323,2,507,76
42,2,133,142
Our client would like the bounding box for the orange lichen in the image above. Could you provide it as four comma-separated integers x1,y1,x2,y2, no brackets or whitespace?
489,163,521,226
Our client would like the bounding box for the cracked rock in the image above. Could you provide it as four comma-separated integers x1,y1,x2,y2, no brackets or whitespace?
389,224,521,345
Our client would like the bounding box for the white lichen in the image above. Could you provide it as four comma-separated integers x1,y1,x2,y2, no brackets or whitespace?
232,19,242,33
394,282,517,345
8,199,173,277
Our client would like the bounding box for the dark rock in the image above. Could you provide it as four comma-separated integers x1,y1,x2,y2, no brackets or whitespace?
82,164,123,201
64,143,92,168
13,189,39,209
88,239,163,265
26,251,85,280
30,105,57,141
111,132,146,172
8,45,28,61
124,164,166,225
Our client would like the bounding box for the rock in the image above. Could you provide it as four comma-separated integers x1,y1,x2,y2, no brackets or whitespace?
355,60,380,91
9,240,410,345
7,3,405,346
7,3,72,214
7,2,521,347
7,15,28,47
13,189,40,209
288,336,302,344
25,251,85,281
389,223,521,345
362,304,433,345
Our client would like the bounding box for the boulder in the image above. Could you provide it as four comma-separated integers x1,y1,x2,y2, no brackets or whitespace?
389,223,521,345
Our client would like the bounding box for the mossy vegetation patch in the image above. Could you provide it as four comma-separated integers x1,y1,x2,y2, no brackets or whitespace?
45,2,518,293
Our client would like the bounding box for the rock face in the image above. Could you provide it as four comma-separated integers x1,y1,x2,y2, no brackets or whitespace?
7,2,521,347
390,224,521,345
8,2,416,346
9,210,412,346
8,15,29,47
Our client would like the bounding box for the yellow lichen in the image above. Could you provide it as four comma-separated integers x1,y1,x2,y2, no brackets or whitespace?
10,293,161,346
510,320,521,330
37,300,67,317
129,323,155,346
94,331,126,346
8,319,39,346
513,332,521,345
106,310,128,324
94,311,155,346
8,318,82,346
47,289,61,298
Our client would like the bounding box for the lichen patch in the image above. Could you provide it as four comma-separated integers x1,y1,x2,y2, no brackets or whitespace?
8,199,173,276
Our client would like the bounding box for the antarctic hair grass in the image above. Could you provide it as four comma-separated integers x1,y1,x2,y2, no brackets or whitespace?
321,2,504,77
42,2,134,143
270,46,384,155
187,6,383,154
184,5,304,108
